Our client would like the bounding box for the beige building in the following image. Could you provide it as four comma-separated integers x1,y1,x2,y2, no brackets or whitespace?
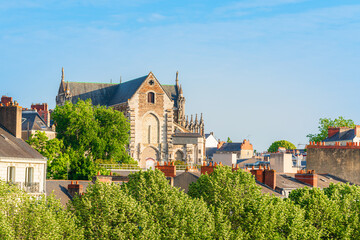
56,69,205,167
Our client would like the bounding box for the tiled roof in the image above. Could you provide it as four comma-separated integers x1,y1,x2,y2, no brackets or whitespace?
46,180,91,206
0,124,45,159
162,85,178,107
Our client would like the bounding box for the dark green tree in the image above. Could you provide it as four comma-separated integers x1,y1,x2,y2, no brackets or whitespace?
123,170,215,239
307,116,355,142
267,140,296,153
227,137,232,143
52,99,131,163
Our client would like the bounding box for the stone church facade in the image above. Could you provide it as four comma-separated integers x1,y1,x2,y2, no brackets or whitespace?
56,69,205,168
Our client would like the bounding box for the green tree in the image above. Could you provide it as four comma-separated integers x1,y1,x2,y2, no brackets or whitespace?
227,137,232,143
307,116,355,142
52,99,131,163
289,184,360,239
70,182,157,240
123,170,215,239
188,166,317,239
27,131,70,179
0,180,83,239
267,140,296,153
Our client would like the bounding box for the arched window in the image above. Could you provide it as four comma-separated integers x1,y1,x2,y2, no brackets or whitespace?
175,150,184,161
148,92,155,103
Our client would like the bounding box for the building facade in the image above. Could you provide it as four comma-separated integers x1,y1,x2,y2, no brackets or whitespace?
56,69,205,168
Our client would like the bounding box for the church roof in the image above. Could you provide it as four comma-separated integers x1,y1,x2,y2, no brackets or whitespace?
67,82,118,106
162,85,178,107
108,75,148,106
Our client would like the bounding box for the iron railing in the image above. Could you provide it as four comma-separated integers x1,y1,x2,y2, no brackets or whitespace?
8,182,40,193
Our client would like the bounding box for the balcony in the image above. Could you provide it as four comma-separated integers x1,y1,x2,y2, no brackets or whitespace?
8,182,40,193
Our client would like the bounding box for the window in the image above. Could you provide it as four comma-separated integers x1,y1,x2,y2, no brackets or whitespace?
148,92,155,103
148,125,151,144
25,167,34,186
7,166,15,183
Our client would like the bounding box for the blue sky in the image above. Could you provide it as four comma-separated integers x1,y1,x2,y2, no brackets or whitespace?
1,0,360,151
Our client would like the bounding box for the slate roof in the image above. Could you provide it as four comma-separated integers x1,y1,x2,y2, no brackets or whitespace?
162,85,178,107
173,171,200,193
0,124,45,159
206,147,218,159
108,75,148,106
218,142,243,152
46,180,91,206
22,111,52,131
323,129,355,142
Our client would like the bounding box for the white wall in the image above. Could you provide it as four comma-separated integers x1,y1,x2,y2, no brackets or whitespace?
205,134,218,148
0,157,46,195
269,153,297,173
213,153,237,166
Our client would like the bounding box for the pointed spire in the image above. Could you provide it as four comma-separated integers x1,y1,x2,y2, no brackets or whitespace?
195,114,198,124
185,115,189,126
179,84,183,95
61,67,64,82
190,114,193,124
176,71,179,87
200,113,203,123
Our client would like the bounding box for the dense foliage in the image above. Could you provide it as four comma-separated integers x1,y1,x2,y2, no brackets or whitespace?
307,116,355,142
267,140,296,153
3,167,360,239
0,181,83,240
29,100,133,180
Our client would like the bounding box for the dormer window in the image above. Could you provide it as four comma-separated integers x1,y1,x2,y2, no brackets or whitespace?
148,92,155,103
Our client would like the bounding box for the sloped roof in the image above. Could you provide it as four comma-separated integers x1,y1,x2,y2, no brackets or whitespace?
68,82,118,106
46,180,91,206
206,147,218,158
108,75,148,106
172,132,202,138
162,85,178,107
0,124,45,159
218,142,243,152
323,129,355,142
22,111,52,131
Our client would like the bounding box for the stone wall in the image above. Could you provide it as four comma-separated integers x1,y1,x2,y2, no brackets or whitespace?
307,146,360,184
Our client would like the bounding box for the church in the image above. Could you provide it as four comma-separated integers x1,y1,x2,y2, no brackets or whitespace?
56,69,205,168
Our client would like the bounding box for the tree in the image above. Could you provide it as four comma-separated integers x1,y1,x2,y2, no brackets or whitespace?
27,131,70,179
70,182,157,239
307,116,355,142
289,184,360,239
123,170,215,239
267,140,296,153
52,99,131,163
0,180,83,239
227,137,232,143
188,166,317,239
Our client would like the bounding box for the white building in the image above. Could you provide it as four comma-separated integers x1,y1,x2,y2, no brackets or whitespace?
0,102,47,196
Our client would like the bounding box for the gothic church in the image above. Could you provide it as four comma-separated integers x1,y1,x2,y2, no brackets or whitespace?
56,69,205,168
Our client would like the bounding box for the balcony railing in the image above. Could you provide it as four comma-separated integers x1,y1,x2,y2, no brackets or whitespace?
8,182,40,193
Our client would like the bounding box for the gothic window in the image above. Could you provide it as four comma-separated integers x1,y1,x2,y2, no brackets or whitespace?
175,150,184,161
148,92,155,103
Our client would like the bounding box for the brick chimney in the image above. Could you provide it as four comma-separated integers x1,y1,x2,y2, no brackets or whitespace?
201,162,217,175
295,170,317,187
67,181,83,198
328,127,340,138
355,125,360,138
31,103,50,127
155,162,176,177
0,98,22,138
250,166,264,183
264,168,276,190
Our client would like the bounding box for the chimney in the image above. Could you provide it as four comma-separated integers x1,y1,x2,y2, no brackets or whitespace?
328,127,340,138
263,168,276,190
67,181,83,198
250,166,264,183
355,125,360,138
295,170,317,187
155,161,176,177
201,162,217,175
31,103,50,127
0,100,22,138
